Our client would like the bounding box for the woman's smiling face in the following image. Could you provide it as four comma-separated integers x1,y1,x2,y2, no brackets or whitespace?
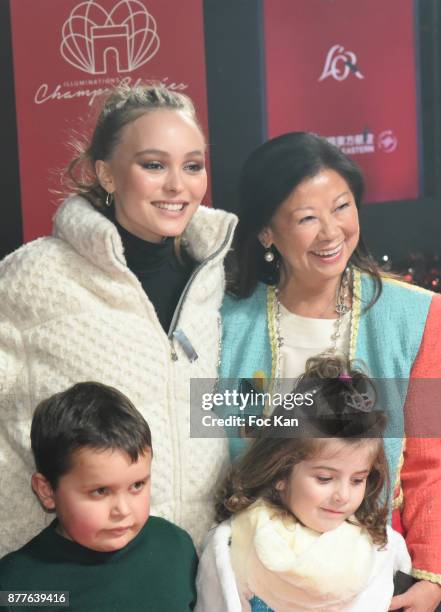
96,108,207,243
262,169,360,285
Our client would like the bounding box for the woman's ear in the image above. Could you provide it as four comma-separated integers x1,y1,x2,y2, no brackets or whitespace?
95,160,114,193
275,479,286,492
31,473,56,510
258,227,273,249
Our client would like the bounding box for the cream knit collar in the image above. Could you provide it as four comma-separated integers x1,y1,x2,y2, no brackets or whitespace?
230,500,376,611
53,196,237,274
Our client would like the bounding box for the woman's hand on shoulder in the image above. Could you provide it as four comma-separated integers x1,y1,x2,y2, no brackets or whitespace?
389,580,441,611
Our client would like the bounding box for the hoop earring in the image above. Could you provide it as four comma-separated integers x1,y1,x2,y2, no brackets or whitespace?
105,192,114,207
264,247,275,263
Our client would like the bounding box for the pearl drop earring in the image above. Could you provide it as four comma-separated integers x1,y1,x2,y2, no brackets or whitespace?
264,248,275,263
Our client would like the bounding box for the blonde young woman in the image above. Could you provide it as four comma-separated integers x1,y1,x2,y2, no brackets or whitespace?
220,133,441,611
0,85,237,556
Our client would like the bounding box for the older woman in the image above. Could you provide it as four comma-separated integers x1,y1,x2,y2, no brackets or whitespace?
220,133,441,610
0,84,237,556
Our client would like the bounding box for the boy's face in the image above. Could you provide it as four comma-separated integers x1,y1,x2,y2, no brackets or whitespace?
47,447,151,552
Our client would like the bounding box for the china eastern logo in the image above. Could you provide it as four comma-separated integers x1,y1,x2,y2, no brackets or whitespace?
60,0,160,74
377,130,398,153
318,44,364,82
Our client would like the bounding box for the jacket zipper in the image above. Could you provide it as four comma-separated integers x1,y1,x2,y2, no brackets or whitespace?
167,220,235,361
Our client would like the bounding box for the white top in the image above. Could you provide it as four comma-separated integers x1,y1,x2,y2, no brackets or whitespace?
279,303,352,379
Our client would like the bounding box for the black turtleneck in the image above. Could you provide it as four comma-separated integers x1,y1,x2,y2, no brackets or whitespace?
115,220,195,333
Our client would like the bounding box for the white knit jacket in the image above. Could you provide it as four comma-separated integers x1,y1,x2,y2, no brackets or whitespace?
0,196,237,556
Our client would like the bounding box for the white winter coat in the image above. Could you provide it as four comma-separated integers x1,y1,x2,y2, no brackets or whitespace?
0,196,237,556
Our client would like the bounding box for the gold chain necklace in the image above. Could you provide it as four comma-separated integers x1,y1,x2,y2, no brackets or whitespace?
260,268,353,419
274,266,352,356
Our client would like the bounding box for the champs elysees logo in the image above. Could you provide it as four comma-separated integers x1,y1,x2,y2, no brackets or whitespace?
34,0,187,106
60,0,160,74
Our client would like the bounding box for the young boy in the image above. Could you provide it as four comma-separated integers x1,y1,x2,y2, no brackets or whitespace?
0,382,198,611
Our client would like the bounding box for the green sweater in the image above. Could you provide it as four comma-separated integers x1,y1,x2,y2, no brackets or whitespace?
0,516,197,611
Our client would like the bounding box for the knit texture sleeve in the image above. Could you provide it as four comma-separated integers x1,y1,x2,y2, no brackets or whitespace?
0,314,24,401
401,294,441,582
0,312,42,557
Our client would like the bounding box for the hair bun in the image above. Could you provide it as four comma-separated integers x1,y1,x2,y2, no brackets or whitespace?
289,354,386,438
304,353,353,379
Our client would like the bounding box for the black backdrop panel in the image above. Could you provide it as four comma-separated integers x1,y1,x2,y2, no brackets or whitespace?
0,0,22,260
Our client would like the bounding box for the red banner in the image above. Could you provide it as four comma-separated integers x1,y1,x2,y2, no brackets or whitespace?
263,0,419,203
10,0,210,242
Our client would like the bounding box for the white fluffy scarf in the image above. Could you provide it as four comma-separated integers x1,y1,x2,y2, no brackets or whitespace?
230,500,376,611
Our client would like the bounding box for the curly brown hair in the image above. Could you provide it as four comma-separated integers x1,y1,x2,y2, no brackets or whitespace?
216,355,389,547
64,83,203,211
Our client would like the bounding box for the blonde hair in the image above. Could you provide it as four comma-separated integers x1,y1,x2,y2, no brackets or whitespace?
64,83,203,211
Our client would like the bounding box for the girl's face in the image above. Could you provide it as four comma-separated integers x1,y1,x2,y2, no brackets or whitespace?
261,169,360,287
276,439,376,533
96,109,207,243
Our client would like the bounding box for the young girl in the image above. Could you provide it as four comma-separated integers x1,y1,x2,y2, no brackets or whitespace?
196,356,411,611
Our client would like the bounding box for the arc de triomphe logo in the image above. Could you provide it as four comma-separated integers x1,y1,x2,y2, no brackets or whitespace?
60,0,160,75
